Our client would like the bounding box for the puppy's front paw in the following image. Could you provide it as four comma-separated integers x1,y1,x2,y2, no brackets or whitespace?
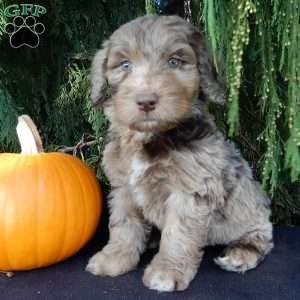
143,264,189,292
86,248,138,277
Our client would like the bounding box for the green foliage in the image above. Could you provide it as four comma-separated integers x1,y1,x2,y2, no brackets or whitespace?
0,87,18,152
0,0,299,223
145,0,157,15
0,3,6,41
199,0,300,223
0,0,145,184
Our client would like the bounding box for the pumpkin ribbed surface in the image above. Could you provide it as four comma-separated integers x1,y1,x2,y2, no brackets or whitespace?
0,152,102,271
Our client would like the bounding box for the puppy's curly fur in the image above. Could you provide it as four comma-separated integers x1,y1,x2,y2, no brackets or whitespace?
86,15,273,292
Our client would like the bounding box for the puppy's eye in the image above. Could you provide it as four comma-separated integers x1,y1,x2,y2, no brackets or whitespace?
120,60,132,71
168,57,181,69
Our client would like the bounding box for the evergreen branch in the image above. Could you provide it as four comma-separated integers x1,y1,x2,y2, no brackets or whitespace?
58,140,98,154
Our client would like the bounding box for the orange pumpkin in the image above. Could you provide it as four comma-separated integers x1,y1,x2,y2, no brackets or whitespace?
0,115,102,271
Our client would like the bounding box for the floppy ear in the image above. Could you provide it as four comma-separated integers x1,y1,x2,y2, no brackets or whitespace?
191,31,226,104
90,41,110,106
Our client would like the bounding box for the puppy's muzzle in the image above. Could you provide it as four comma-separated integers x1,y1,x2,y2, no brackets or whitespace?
136,93,159,113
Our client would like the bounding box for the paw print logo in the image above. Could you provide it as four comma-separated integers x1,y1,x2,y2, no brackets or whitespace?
4,16,45,48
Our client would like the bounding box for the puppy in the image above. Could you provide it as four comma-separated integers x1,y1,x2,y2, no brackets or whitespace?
86,15,273,292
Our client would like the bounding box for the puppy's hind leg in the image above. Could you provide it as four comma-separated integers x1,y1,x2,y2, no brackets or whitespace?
214,225,273,273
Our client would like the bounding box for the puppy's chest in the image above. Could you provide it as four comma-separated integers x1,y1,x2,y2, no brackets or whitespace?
117,134,171,190
128,153,170,227
129,156,151,186
128,154,169,200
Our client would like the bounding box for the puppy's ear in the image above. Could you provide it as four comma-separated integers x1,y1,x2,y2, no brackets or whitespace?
191,31,226,104
90,41,110,106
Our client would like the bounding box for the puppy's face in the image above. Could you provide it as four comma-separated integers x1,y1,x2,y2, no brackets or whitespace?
91,16,223,132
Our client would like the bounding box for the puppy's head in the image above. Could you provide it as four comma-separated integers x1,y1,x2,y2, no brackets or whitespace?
91,15,224,132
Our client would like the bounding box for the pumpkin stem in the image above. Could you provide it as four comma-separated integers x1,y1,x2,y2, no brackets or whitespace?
16,115,44,154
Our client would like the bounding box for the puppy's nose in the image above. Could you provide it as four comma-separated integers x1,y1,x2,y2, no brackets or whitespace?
136,93,159,112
